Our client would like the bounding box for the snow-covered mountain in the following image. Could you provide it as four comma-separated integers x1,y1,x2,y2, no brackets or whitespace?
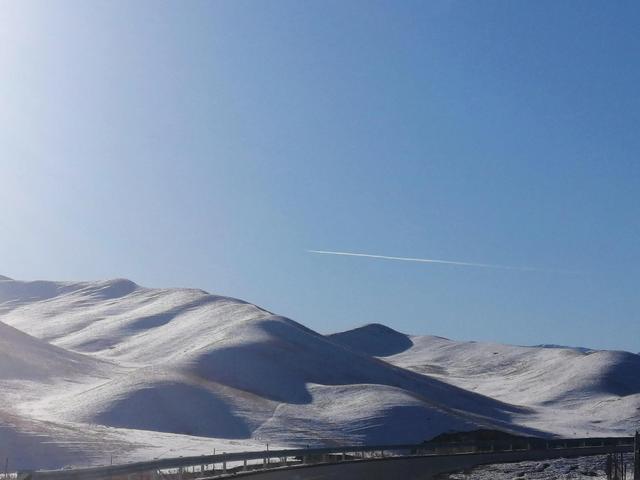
330,324,640,437
0,276,638,470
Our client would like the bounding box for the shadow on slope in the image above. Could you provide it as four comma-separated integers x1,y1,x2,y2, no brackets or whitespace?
92,382,251,438
72,296,237,353
385,335,640,411
253,384,486,445
75,279,139,300
124,295,247,333
594,351,640,397
0,321,107,381
0,278,139,314
0,410,95,471
328,323,414,357
190,317,534,429
546,350,640,401
0,279,77,307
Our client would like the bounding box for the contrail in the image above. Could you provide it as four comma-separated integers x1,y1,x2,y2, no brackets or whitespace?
307,250,575,273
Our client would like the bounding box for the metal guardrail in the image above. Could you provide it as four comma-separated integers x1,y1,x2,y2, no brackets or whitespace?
21,436,635,480
24,444,416,480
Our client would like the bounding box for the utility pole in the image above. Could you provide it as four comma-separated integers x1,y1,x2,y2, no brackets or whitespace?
607,452,627,480
634,430,639,480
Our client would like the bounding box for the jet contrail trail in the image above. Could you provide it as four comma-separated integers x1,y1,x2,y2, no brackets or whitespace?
307,250,575,273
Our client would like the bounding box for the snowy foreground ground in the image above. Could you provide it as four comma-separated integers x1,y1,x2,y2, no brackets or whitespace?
1,276,639,470
437,454,634,479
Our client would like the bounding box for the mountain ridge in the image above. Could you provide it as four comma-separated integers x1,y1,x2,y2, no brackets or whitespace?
0,276,637,470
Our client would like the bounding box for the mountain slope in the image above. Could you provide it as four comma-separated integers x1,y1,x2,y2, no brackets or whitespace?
1,276,638,470
331,324,640,436
0,320,109,381
0,278,535,439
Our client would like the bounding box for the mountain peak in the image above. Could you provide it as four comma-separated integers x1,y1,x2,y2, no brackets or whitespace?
329,323,413,357
358,323,406,335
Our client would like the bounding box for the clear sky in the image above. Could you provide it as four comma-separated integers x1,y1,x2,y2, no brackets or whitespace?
1,1,639,351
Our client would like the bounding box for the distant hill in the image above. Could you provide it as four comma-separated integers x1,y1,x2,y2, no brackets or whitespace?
334,324,640,437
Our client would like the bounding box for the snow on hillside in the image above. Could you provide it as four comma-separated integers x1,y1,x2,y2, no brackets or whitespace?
0,276,638,470
438,454,634,480
331,324,640,437
0,277,526,469
0,321,110,381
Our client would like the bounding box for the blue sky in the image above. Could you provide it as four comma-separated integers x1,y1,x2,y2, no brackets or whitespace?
1,1,639,351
